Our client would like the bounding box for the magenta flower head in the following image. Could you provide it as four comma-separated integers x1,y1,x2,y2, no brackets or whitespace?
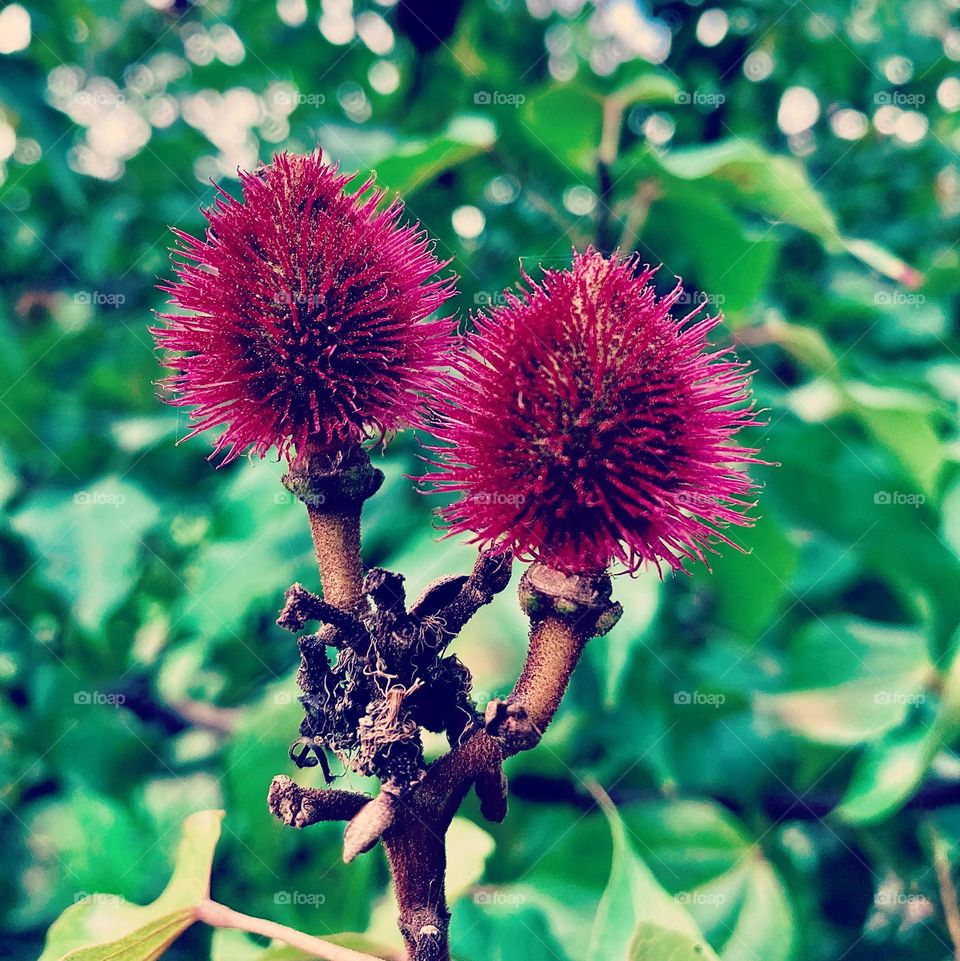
152,150,456,464
426,249,763,575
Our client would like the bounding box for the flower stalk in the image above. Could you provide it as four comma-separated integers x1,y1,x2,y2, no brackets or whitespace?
283,441,385,612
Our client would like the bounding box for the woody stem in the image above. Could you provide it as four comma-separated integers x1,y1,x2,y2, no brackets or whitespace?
385,620,591,961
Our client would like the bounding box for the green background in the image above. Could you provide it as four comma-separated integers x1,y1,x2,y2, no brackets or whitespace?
1,0,959,958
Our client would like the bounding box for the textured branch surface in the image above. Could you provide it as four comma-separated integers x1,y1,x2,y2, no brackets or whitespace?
268,774,370,828
269,547,512,833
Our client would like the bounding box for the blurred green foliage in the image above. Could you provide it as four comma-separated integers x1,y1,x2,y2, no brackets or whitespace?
1,0,959,959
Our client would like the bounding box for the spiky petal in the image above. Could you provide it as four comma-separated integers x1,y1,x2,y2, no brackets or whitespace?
152,150,456,464
426,249,763,575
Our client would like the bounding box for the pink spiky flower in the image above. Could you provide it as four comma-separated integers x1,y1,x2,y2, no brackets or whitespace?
152,150,456,464
426,249,763,575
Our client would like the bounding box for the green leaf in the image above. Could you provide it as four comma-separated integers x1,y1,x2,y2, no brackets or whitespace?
846,383,945,499
180,461,311,640
451,896,574,961
0,443,17,506
635,140,919,284
757,681,916,745
940,476,960,560
621,801,795,961
644,187,780,323
38,810,224,961
11,476,160,631
834,723,936,824
755,618,934,745
520,84,602,175
587,788,719,961
372,116,495,195
654,140,842,242
837,640,960,823
709,513,799,641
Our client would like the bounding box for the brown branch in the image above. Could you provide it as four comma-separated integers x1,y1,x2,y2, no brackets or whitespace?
382,565,621,961
278,582,365,634
380,624,583,961
268,774,370,828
